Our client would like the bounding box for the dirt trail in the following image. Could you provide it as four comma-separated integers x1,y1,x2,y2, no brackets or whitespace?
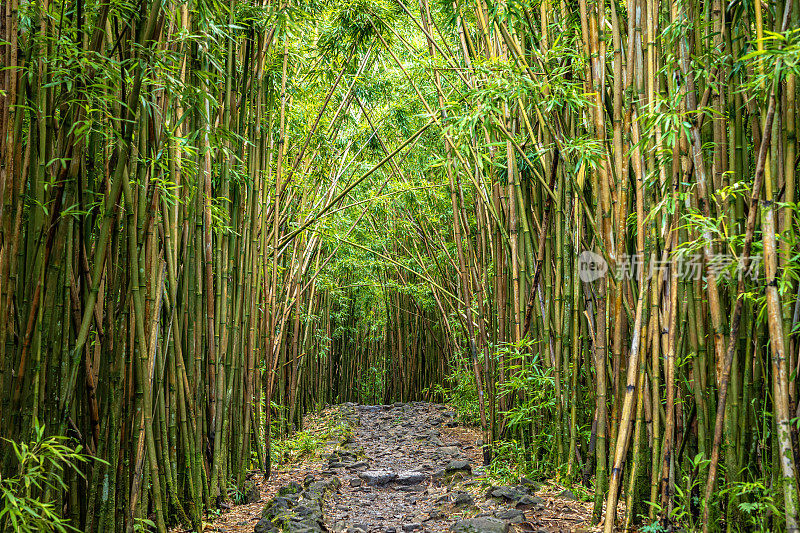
196,403,593,533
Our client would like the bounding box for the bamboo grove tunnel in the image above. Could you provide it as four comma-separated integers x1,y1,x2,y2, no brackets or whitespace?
3,0,800,532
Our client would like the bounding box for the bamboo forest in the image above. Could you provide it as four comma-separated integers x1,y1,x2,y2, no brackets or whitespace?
4,0,800,531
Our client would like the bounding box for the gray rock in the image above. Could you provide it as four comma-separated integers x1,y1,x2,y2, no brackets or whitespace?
428,507,447,520
350,478,363,487
359,470,398,485
396,484,424,493
515,494,544,510
255,477,340,533
243,480,260,503
386,528,397,533
488,486,525,502
493,509,524,523
395,471,427,485
346,461,370,471
445,460,472,474
453,492,474,506
278,481,303,496
450,517,509,533
402,523,421,532
558,489,577,501
438,446,460,456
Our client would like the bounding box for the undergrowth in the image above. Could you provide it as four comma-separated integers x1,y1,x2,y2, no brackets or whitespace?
271,407,354,466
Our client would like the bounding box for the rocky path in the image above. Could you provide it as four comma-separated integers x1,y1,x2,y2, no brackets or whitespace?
195,403,592,533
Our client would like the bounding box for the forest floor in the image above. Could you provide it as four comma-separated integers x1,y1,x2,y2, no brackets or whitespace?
187,403,595,533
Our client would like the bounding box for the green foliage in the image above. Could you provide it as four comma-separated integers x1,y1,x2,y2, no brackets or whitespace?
720,480,784,533
132,518,157,533
0,422,92,533
361,364,387,404
496,341,556,428
645,453,709,531
431,357,481,426
271,409,353,465
492,340,559,481
485,440,528,485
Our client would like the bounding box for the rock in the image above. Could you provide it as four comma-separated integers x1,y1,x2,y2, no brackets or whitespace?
445,421,458,427
396,484,424,493
488,486,525,502
438,446,460,456
346,461,370,471
515,495,545,511
395,471,427,485
453,492,474,506
243,480,260,504
450,518,509,533
359,470,398,485
278,481,303,496
494,509,525,524
428,507,447,520
385,528,397,533
445,460,472,474
303,475,316,487
255,476,341,533
350,478,363,487
558,489,577,501
402,523,421,532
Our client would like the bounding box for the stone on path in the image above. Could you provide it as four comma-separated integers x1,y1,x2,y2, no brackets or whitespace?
444,460,472,473
395,471,427,485
346,461,370,471
254,477,341,533
450,517,509,533
243,480,260,503
438,446,460,456
453,492,474,507
493,508,525,523
558,488,577,501
359,470,397,485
